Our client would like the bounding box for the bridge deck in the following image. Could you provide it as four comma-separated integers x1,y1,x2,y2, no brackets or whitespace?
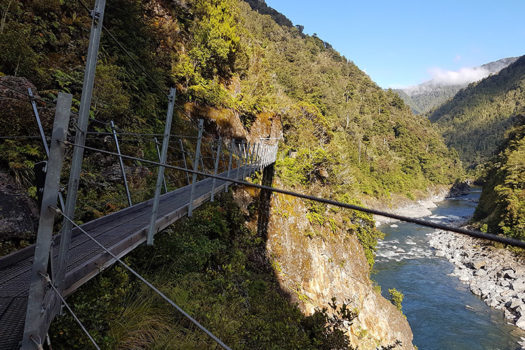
0,165,254,349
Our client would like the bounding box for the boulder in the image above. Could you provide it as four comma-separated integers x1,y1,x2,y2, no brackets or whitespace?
516,316,525,330
512,280,525,292
446,181,471,198
504,269,517,280
509,298,522,310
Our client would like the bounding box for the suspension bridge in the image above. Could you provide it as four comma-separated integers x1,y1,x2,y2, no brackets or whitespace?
2,0,525,349
0,108,277,349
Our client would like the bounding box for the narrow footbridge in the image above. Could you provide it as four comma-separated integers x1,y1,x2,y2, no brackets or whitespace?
2,0,523,347
0,153,274,349
0,86,278,349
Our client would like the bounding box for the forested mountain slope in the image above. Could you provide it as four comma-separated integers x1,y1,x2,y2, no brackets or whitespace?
395,57,518,114
428,56,525,168
395,84,464,115
0,0,462,348
474,121,525,239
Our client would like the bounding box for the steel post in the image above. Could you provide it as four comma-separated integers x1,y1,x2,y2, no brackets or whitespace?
249,142,256,175
28,88,66,212
58,0,106,291
210,137,222,202
188,119,204,217
22,92,72,350
111,121,132,207
241,142,247,179
154,137,168,193
147,88,176,245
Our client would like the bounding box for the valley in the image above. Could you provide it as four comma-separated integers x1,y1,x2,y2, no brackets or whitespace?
0,0,523,349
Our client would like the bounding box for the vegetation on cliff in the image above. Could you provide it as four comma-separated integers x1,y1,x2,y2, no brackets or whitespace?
0,0,454,347
474,122,525,240
50,194,357,349
0,0,461,259
428,56,525,168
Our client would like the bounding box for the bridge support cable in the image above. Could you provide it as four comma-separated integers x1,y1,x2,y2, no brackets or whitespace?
225,141,234,193
147,87,176,245
22,92,73,350
62,141,525,249
188,119,204,217
56,209,233,350
39,273,101,350
211,136,222,202
179,139,192,185
111,120,133,207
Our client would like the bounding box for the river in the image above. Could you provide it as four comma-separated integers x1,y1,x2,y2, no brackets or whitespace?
373,189,525,350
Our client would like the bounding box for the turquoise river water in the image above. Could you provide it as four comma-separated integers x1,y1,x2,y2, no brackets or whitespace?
373,189,525,350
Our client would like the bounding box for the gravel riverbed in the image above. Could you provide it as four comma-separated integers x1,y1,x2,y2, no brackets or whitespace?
429,230,525,332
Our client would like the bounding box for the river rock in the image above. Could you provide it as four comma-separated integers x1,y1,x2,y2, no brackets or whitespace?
429,229,525,331
509,298,522,310
475,269,488,277
505,269,517,280
516,316,525,330
513,280,525,292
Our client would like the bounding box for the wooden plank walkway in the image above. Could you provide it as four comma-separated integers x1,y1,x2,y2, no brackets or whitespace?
0,165,255,350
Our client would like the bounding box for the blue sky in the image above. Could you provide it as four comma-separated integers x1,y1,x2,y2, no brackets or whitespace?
264,0,525,88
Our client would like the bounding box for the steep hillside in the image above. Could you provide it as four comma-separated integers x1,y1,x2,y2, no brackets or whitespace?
474,121,525,239
428,56,525,168
395,57,518,114
0,0,464,348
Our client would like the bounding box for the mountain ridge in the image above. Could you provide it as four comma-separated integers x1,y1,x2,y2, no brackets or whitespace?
428,55,525,168
394,57,519,114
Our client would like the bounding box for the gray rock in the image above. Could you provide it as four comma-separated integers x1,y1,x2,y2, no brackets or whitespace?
499,280,511,288
509,298,522,310
473,260,487,270
504,269,517,280
516,305,525,317
516,316,525,330
475,269,487,277
513,280,525,292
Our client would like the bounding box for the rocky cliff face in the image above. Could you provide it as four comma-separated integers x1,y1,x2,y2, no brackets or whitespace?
232,182,415,349
265,192,414,349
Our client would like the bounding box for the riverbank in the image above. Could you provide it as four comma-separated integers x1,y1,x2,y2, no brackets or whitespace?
429,230,525,331
373,188,525,349
371,186,449,226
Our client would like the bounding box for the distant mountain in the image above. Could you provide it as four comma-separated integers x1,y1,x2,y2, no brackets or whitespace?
394,57,519,114
429,55,525,168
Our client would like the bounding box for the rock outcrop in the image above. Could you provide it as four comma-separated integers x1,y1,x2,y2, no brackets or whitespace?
264,190,415,349
447,180,471,198
0,171,39,254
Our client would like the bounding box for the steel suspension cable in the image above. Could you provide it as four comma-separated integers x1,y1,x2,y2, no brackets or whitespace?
62,140,525,249
55,208,232,350
39,273,101,350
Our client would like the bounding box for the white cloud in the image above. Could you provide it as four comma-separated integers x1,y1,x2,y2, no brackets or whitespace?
427,66,490,86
